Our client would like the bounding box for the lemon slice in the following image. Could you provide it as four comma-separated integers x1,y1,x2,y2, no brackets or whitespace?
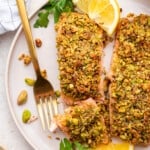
93,143,134,150
88,0,120,35
73,0,120,35
94,143,114,150
73,0,90,13
114,143,134,150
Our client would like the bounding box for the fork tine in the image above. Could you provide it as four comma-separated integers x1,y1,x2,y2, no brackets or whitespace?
47,97,54,121
47,96,58,132
43,98,50,130
52,96,58,115
37,99,46,130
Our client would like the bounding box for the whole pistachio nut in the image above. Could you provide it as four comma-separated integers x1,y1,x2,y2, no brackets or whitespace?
17,90,28,105
22,109,31,123
25,78,35,86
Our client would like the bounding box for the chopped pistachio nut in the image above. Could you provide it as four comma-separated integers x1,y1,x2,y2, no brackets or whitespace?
22,109,31,123
55,90,61,98
18,53,25,60
110,14,150,145
18,53,32,65
25,78,35,86
17,90,28,105
41,69,47,78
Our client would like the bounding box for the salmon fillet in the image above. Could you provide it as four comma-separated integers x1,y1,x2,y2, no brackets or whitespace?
54,98,109,147
55,12,107,105
109,14,150,145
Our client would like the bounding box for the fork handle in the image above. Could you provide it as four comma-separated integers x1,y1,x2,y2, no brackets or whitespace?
16,0,41,77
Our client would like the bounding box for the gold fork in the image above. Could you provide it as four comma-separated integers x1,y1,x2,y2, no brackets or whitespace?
16,0,58,131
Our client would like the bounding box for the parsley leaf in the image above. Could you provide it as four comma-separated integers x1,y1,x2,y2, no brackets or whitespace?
34,11,49,28
73,142,90,150
60,138,90,150
34,0,74,28
60,138,73,150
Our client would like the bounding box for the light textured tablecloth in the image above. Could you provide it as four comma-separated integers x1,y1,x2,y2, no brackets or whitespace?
0,0,30,35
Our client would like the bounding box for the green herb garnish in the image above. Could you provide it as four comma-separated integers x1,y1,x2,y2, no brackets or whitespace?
60,138,90,150
60,138,73,150
34,0,74,28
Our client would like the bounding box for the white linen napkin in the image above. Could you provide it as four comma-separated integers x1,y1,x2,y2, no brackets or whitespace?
0,0,30,35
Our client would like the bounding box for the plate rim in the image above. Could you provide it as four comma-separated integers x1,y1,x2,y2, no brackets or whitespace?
5,1,48,149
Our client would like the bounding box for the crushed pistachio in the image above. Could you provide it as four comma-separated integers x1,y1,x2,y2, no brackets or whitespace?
41,69,47,78
25,78,35,86
55,90,61,98
55,101,109,147
55,12,108,101
110,14,150,145
18,53,32,65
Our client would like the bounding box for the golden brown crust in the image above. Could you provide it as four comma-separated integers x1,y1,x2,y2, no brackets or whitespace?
55,99,109,147
109,14,150,145
55,12,107,105
55,11,150,146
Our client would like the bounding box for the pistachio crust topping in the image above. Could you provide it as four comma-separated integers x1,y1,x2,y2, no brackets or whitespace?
55,12,107,102
55,100,109,147
110,14,150,145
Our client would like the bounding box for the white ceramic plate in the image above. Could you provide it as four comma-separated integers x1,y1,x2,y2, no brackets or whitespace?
5,0,150,150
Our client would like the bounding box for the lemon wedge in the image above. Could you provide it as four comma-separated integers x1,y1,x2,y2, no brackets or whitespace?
88,0,120,35
93,143,134,150
73,0,120,35
73,0,90,13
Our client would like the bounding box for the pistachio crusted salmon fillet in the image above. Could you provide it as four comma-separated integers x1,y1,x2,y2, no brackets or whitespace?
55,99,109,147
109,14,150,145
55,12,108,105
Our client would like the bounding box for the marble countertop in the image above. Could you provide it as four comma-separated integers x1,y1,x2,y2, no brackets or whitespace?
0,1,47,149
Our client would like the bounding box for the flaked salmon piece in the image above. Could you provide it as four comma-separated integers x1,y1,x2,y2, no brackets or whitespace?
55,12,108,105
54,98,109,147
109,14,150,145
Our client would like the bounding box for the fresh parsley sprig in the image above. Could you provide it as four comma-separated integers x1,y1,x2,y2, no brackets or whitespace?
60,138,90,150
34,0,74,28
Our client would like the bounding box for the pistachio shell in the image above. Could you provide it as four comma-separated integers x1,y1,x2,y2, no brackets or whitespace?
17,90,28,105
